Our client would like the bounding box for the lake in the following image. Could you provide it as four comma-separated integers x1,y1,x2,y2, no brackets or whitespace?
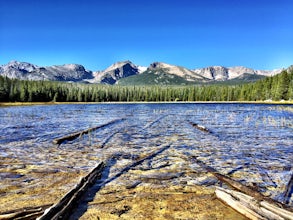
0,103,292,212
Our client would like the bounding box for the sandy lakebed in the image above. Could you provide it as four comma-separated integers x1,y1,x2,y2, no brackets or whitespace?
0,103,292,219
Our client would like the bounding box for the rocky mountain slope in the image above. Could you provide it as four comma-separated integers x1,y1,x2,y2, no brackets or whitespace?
0,60,287,85
193,66,282,81
148,62,208,81
0,61,94,82
88,61,140,84
118,62,209,86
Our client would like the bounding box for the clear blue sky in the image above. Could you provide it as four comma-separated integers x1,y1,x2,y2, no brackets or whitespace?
0,0,292,71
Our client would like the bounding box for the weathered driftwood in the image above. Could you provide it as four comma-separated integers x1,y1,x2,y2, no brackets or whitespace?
37,162,104,220
215,187,265,220
0,204,52,220
190,122,211,133
261,201,293,220
214,171,267,201
14,211,45,220
191,156,293,212
53,118,125,145
216,187,293,220
284,174,293,205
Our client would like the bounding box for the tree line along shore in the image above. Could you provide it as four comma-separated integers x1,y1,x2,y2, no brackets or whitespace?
0,69,292,103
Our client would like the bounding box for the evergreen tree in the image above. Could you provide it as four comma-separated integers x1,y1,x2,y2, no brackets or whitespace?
0,70,292,103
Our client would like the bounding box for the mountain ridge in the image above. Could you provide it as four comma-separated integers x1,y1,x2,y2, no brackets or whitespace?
88,61,140,84
0,60,288,85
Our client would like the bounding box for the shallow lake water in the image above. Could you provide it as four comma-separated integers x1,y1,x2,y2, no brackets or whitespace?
0,103,292,208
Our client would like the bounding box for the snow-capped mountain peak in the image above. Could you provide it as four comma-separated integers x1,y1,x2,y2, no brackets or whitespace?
0,60,288,84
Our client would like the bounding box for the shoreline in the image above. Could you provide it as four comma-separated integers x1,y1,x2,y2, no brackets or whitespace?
0,100,293,107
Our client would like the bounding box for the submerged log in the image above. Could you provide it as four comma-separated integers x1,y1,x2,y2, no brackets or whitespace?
53,118,125,145
100,131,119,148
0,204,52,220
37,162,104,220
283,174,293,205
191,156,293,212
102,143,172,186
189,122,211,133
65,143,172,219
141,115,167,131
216,187,293,220
213,171,266,201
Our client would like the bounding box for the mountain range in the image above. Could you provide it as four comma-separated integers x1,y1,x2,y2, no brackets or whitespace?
0,60,288,85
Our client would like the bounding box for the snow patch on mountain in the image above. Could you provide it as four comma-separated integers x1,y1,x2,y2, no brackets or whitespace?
0,60,289,84
193,65,283,81
0,61,93,82
138,66,147,73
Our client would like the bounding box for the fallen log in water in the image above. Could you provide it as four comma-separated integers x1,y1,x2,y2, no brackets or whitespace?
0,204,52,220
213,170,267,202
284,174,293,205
100,131,119,148
215,187,265,220
66,143,172,219
37,162,104,220
140,115,167,131
53,118,125,145
190,156,293,215
214,170,293,212
216,187,293,220
102,143,172,186
189,122,211,133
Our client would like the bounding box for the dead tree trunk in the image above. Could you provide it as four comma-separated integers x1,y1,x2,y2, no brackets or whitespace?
37,162,104,220
53,118,125,145
0,204,52,220
216,187,293,220
284,174,293,205
190,156,293,212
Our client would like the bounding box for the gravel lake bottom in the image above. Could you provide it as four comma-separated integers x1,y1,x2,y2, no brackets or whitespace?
0,103,292,219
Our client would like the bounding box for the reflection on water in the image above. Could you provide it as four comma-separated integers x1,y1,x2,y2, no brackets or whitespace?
0,103,292,205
